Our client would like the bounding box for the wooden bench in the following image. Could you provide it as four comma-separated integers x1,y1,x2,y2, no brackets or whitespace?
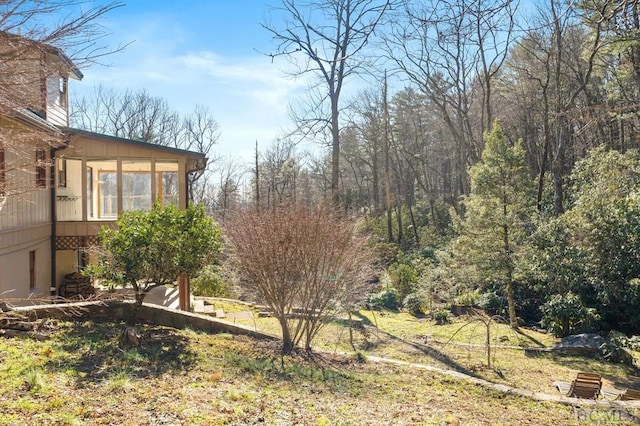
554,372,602,399
619,388,640,401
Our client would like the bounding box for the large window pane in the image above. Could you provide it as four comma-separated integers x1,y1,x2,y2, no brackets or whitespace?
122,160,152,212
157,160,179,206
87,159,117,221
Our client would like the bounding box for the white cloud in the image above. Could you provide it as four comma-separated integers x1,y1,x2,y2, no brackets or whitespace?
74,43,308,163
69,5,334,164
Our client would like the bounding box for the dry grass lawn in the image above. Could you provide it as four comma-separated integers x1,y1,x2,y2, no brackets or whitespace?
0,305,639,425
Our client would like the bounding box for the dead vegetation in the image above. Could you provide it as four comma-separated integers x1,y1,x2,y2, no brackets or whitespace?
0,302,54,340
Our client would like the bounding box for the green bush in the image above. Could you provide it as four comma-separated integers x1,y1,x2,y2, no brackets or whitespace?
456,290,480,307
389,263,418,301
90,203,222,312
541,292,599,337
478,291,507,316
366,288,399,311
608,331,640,351
599,341,635,366
403,292,426,315
190,264,238,298
433,309,450,325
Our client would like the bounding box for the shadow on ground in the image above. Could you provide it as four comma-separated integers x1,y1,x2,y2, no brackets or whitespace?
348,311,481,378
47,321,197,386
525,349,640,389
515,328,547,348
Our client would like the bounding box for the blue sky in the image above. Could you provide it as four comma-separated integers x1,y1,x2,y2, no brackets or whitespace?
73,1,307,163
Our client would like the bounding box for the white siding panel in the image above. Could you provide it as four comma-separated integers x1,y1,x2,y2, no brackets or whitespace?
47,104,67,127
0,148,51,232
0,190,50,230
56,159,82,221
0,250,27,298
0,234,51,299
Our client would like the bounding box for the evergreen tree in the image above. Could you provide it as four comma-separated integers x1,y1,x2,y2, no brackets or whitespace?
448,121,536,328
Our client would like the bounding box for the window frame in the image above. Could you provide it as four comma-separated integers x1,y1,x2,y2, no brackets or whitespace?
57,158,67,188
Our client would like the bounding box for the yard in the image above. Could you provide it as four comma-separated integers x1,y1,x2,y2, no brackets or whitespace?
217,301,640,397
0,303,638,425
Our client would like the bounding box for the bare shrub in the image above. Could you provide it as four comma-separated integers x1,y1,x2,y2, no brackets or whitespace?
225,203,373,354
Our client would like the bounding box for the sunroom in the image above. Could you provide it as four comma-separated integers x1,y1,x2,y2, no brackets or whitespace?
53,128,206,296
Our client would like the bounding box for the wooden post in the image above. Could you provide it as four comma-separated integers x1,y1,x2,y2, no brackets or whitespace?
178,274,190,311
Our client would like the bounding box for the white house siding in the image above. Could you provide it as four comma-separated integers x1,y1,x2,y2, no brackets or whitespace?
0,148,51,230
0,141,54,299
0,227,51,299
56,158,83,221
0,51,44,116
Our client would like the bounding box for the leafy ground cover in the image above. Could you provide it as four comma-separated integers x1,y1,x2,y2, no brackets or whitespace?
0,319,591,425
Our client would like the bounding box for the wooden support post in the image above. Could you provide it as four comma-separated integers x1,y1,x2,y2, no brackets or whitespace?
178,274,190,311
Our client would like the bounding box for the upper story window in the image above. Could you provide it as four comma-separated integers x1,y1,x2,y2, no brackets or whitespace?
36,149,46,188
46,75,67,109
57,158,67,188
59,76,68,108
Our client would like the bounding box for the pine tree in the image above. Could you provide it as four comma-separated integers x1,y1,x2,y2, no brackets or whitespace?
450,121,536,328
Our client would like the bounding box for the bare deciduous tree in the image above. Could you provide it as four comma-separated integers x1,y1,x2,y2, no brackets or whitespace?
264,0,391,205
226,202,374,354
258,138,301,209
383,0,517,203
71,87,221,204
212,156,245,220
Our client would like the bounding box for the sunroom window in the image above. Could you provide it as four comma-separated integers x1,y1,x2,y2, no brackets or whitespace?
87,159,117,220
122,160,152,212
156,160,179,206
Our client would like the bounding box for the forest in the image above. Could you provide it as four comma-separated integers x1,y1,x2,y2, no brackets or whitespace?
70,0,640,336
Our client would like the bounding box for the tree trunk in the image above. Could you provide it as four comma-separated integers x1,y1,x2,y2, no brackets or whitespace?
396,205,403,244
383,72,393,242
503,196,518,329
537,103,550,211
348,311,356,351
128,289,146,325
485,319,492,369
506,278,518,330
408,202,420,246
331,92,341,205
279,316,294,354
371,146,380,214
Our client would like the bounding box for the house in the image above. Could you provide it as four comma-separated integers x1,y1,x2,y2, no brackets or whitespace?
0,33,206,307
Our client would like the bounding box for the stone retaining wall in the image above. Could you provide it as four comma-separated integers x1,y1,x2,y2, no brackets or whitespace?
14,300,278,341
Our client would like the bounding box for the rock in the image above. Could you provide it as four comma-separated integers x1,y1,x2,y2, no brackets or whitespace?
600,341,636,366
552,333,606,355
